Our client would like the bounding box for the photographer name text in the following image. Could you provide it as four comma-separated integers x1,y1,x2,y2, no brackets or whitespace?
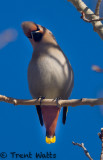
0,152,56,159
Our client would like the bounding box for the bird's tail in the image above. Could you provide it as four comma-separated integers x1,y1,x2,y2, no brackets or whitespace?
46,132,56,144
41,106,60,144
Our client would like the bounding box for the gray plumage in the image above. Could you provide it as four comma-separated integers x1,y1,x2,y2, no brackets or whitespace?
28,40,74,100
22,22,74,127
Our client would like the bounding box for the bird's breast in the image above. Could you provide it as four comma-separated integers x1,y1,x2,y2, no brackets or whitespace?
28,48,73,99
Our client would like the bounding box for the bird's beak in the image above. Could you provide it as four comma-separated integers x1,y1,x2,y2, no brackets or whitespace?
21,21,41,38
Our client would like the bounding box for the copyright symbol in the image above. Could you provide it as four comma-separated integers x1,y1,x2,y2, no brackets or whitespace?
0,152,7,158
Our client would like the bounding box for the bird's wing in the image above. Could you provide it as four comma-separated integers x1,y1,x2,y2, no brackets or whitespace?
62,106,68,124
36,105,44,126
62,61,74,125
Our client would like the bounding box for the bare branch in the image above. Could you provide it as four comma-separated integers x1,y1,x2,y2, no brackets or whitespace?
1,95,103,107
72,141,93,160
67,0,103,40
91,65,103,72
95,0,102,16
81,11,103,23
98,128,103,160
0,29,18,49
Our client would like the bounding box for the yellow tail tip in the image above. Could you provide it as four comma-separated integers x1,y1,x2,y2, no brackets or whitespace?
46,136,56,144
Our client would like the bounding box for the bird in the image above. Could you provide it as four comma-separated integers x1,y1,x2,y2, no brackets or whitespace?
22,21,74,144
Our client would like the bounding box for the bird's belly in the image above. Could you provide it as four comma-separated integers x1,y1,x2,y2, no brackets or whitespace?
28,54,73,99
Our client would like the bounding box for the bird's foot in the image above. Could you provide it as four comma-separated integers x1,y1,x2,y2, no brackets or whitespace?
54,97,62,108
36,96,46,106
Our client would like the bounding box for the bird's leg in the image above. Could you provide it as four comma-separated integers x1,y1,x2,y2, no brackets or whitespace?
36,96,46,106
40,96,45,106
54,97,62,108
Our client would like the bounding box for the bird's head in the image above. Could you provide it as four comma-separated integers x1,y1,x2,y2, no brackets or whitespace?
21,21,57,49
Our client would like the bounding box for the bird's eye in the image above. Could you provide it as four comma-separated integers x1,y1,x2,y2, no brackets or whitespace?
31,30,43,42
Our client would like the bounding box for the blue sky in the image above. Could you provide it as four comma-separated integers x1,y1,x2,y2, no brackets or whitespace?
0,0,103,159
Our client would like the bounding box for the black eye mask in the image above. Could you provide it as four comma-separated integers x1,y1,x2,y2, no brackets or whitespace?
31,30,43,42
30,23,43,42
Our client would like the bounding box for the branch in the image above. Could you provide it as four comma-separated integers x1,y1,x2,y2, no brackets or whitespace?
81,11,103,23
91,65,103,72
98,128,103,160
67,0,103,40
72,141,93,160
95,0,102,16
0,29,18,49
1,95,103,107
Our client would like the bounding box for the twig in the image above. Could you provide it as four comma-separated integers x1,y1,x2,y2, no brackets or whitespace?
91,65,103,72
98,128,103,160
1,95,103,107
67,0,103,40
81,11,103,23
95,0,102,16
72,142,93,160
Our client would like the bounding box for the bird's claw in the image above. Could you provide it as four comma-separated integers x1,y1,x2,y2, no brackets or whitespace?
54,97,62,108
36,96,46,106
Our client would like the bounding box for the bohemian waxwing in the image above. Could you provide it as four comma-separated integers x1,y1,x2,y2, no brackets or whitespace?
22,21,74,144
